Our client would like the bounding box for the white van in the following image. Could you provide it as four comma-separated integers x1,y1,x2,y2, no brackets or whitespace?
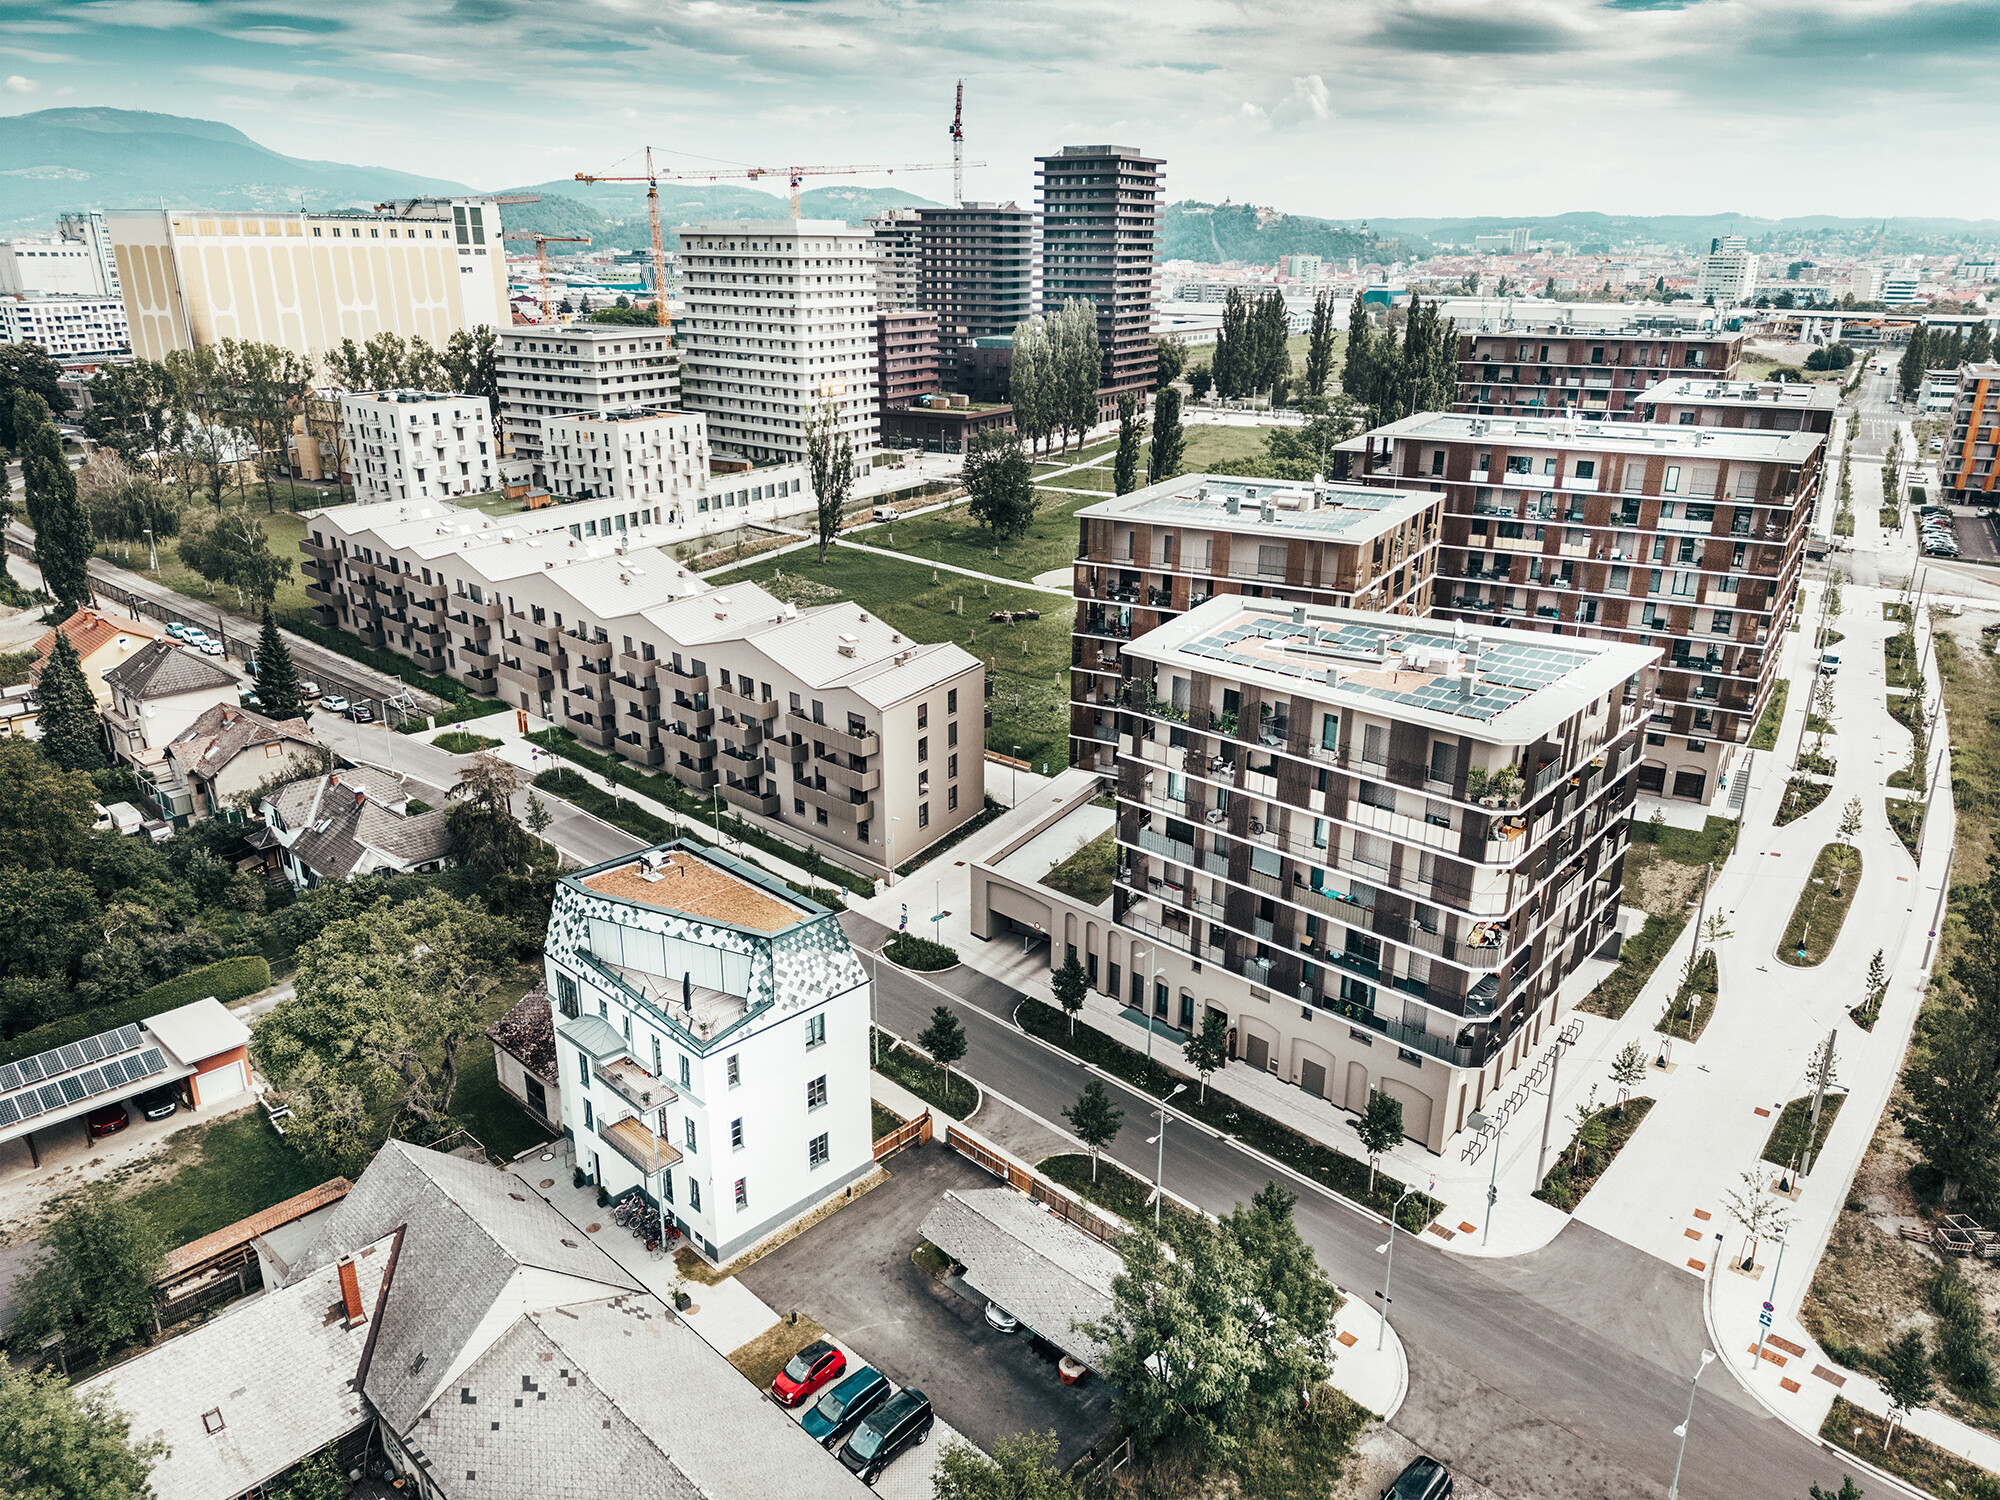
872,506,899,523
101,801,145,835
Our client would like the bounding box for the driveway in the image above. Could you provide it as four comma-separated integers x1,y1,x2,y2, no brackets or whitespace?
738,1143,1117,1468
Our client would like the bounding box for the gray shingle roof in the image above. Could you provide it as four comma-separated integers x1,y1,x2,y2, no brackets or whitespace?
166,703,318,783
102,638,238,700
280,773,453,880
920,1188,1121,1366
486,982,556,1080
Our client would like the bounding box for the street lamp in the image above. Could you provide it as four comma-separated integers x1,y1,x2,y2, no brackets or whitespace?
1468,1108,1505,1247
142,526,157,572
1143,1083,1188,1229
888,815,900,888
1011,745,1021,807
1373,1178,1433,1351
1667,1348,1718,1500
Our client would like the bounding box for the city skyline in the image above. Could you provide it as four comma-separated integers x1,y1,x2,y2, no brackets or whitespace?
0,0,1991,219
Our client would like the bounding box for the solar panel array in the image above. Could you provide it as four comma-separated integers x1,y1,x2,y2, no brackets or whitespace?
0,1024,168,1130
1178,618,1598,725
1138,486,1416,540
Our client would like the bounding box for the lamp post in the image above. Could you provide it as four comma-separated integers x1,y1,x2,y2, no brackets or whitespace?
143,526,157,572
1468,1107,1505,1247
1012,745,1021,807
889,815,900,888
1144,1083,1188,1229
1374,1178,1433,1351
1667,1348,1717,1500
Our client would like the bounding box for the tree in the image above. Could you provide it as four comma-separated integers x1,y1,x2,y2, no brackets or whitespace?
0,341,71,450
440,326,501,414
11,1182,167,1360
1566,1085,1608,1168
176,507,293,608
1353,1086,1404,1192
1008,316,1055,455
271,1448,348,1500
525,791,553,837
1879,1328,1935,1448
1148,386,1186,483
1220,1181,1339,1406
1838,795,1864,851
1721,1168,1793,1270
1063,1078,1124,1182
1154,334,1187,391
253,606,306,721
1250,291,1290,397
1609,1041,1648,1109
1050,298,1103,450
1302,290,1338,399
1050,950,1088,1036
933,1430,1079,1500
0,1363,167,1500
1187,364,1214,401
1899,328,1927,401
34,626,105,772
1182,1008,1228,1103
805,402,855,565
1343,293,1375,409
962,428,1036,538
917,1003,968,1096
0,738,97,872
1808,1479,1864,1500
446,752,528,874
1897,972,2000,1204
1112,393,1142,496
17,391,94,614
1865,948,1887,1010
1213,288,1250,399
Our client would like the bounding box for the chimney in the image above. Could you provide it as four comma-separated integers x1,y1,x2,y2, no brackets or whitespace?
354,788,366,808
337,1255,365,1327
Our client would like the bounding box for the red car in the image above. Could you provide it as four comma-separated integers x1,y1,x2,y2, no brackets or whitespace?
772,1339,846,1407
86,1103,129,1139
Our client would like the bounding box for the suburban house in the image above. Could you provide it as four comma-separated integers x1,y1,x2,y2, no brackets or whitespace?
161,703,321,822
258,767,453,890
103,640,242,824
486,980,561,1132
546,841,874,1264
28,606,170,706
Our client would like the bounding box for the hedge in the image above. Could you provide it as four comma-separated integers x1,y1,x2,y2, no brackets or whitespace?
1576,912,1686,1021
883,933,960,971
0,956,272,1064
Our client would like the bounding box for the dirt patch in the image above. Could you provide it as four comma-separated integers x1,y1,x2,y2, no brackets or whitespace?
757,572,846,608
1630,849,1705,919
727,1312,831,1390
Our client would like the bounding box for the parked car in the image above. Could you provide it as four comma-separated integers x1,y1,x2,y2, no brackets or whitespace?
347,703,374,723
133,1084,179,1121
1819,653,1840,675
86,1102,130,1138
198,638,225,656
772,1339,847,1407
239,689,262,709
165,623,191,642
92,802,113,831
319,694,351,714
839,1387,934,1484
800,1366,891,1451
1381,1456,1453,1500
299,679,320,699
871,505,899,522
983,1301,1020,1334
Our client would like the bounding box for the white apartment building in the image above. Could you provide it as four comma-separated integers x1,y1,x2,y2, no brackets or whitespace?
494,324,680,480
301,498,985,869
1695,237,1757,306
0,237,105,295
677,220,879,466
543,405,710,513
340,390,496,505
58,211,120,296
0,293,130,363
106,200,511,362
548,842,873,1263
1882,272,1925,308
867,208,922,311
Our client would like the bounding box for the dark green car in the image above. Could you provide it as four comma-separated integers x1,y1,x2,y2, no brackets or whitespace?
800,1365,889,1450
839,1386,934,1484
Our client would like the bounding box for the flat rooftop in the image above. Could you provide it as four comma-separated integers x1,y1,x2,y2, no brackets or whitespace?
579,846,806,934
1369,410,1824,463
1128,598,1658,740
1632,377,1839,411
1078,472,1436,544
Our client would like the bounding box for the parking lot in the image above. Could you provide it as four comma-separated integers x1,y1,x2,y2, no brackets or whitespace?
1942,504,2000,564
739,1141,1119,1471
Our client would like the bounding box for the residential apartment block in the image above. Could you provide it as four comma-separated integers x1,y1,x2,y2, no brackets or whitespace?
542,405,710,510
107,200,512,361
494,324,679,481
1694,236,1757,306
301,497,984,867
866,207,923,310
916,202,1036,389
547,842,873,1261
1454,323,1744,420
1633,376,1839,436
0,236,107,295
0,292,129,362
1347,411,1823,803
1035,146,1164,403
1053,599,1655,1152
875,309,941,410
1070,475,1445,769
677,220,878,466
1943,361,2000,502
341,389,495,504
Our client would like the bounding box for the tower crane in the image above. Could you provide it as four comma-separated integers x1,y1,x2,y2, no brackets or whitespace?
573,147,674,334
951,80,964,206
626,159,983,220
502,231,591,325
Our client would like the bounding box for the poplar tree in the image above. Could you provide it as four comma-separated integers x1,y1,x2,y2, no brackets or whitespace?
1008,316,1055,456
1214,288,1251,399
1054,298,1103,450
1344,293,1374,410
1898,328,1926,401
34,626,105,772
1302,290,1337,399
1149,386,1187,482
1113,394,1142,495
17,391,94,615
1251,291,1291,398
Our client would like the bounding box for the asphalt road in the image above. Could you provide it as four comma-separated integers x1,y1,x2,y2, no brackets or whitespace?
844,913,1897,1500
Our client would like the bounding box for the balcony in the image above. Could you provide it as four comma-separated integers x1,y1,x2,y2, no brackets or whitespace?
792,778,874,824
787,712,877,758
816,758,881,794
602,1115,684,1175
594,1057,678,1114
720,781,782,818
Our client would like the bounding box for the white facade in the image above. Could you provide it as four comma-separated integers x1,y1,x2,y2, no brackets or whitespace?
59,211,120,296
0,293,130,362
341,390,496,505
494,324,681,480
1695,236,1757,306
547,844,874,1262
543,405,711,512
866,208,922,310
0,237,105,295
678,220,879,466
1882,272,1925,308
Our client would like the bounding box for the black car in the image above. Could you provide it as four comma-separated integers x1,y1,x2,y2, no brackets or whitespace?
839,1386,933,1484
800,1365,890,1450
1382,1455,1453,1500
132,1085,180,1122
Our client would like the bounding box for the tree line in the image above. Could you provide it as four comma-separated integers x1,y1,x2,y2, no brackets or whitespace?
1900,323,1993,399
1008,298,1105,455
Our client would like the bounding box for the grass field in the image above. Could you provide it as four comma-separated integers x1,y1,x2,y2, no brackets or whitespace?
1778,843,1861,966
125,1111,330,1251
709,547,1075,769
104,500,316,621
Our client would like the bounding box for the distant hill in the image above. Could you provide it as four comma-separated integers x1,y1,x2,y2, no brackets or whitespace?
0,107,470,230
1162,201,1416,267
497,179,945,252
1364,212,2000,255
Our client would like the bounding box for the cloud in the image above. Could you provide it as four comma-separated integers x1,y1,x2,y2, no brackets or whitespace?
4,73,37,92
1272,73,1330,124
192,62,397,99
0,44,76,63
1372,3,1588,55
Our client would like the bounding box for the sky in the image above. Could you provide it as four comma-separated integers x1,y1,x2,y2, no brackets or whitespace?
1,0,1996,219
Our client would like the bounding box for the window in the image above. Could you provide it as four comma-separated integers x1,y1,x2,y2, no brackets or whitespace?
1663,465,1681,494
947,688,958,713
805,1014,826,1050
652,1036,661,1076
1358,780,1396,812
684,1118,697,1152
582,1098,593,1131
918,802,930,829
688,1178,701,1212
578,1049,590,1086
732,1117,744,1150
1321,714,1339,752
948,785,959,811
948,720,958,746
918,736,928,762
1362,724,1387,765
734,1177,748,1210
727,1054,740,1087
947,753,958,779
678,1054,691,1089
809,1133,830,1169
918,702,928,728
555,973,579,1018
807,1075,828,1110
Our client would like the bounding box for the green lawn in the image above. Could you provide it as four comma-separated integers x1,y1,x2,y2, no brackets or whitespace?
1778,844,1862,966
845,484,1105,586
448,489,529,518
447,972,557,1161
105,502,316,621
709,548,1075,770
871,1036,979,1119
124,1111,330,1251
1760,1092,1846,1170
1040,828,1116,906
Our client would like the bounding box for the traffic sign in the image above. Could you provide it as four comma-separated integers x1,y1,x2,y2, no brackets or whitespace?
1762,1301,1774,1313
1758,1312,1773,1327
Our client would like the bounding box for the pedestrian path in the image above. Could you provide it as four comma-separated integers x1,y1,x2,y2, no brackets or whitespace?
831,538,1072,597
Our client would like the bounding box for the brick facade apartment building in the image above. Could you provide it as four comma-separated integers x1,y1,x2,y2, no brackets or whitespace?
874,309,940,410
1454,322,1744,420
1035,146,1163,406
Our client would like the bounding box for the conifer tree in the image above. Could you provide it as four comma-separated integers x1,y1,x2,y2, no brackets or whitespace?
1302,290,1337,399
17,391,94,614
254,605,306,721
34,627,104,772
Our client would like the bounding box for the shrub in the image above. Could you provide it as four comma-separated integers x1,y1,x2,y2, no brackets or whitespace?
884,932,960,971
0,956,271,1062
433,731,502,754
1578,913,1686,1020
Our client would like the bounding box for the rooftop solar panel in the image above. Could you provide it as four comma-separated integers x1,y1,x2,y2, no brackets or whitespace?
15,1055,43,1085
139,1049,166,1074
113,1024,143,1052
57,1043,84,1071
77,1035,104,1062
75,1067,106,1097
37,1084,64,1112
58,1076,85,1105
14,1089,42,1121
0,1064,18,1093
121,1055,152,1083
0,1098,16,1127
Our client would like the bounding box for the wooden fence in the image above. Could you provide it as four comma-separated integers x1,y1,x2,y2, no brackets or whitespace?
873,1109,933,1161
943,1123,1124,1246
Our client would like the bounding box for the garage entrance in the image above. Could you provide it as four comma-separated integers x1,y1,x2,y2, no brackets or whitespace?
1381,1078,1434,1146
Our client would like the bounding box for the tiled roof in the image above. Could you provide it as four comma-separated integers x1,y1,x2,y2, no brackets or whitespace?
28,607,166,675
279,772,452,880
486,982,555,1079
102,638,238,700
920,1188,1120,1366
161,1176,353,1280
165,703,318,784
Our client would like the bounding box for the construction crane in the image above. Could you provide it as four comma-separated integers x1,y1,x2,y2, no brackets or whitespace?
950,80,964,206
648,159,982,220
502,231,591,325
573,148,673,333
